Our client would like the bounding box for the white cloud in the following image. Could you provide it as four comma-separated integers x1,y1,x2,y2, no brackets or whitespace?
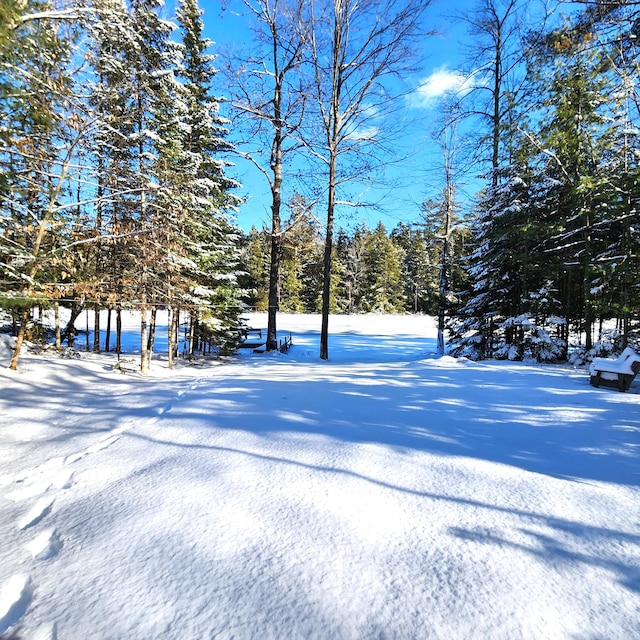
408,68,474,109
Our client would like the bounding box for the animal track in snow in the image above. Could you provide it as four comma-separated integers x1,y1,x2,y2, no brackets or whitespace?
64,434,120,465
0,574,33,634
25,528,62,561
5,481,52,502
18,497,54,531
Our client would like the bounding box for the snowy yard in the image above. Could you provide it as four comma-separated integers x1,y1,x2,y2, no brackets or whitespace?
1,313,639,639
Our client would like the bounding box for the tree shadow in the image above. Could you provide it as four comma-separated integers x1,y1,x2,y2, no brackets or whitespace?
449,523,640,594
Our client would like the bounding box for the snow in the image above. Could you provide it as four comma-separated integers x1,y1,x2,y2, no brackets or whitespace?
1,312,639,639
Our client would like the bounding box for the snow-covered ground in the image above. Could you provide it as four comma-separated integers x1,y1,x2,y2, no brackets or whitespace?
1,312,639,640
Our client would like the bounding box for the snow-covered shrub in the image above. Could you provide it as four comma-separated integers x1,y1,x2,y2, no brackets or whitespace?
446,319,486,360
569,329,640,366
520,326,566,363
494,316,565,363
446,338,484,361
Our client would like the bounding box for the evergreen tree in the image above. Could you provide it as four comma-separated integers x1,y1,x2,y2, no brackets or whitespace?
0,0,82,369
333,224,370,313
175,0,245,357
279,197,323,312
530,24,614,351
243,226,270,310
360,222,406,313
87,0,138,353
391,222,437,314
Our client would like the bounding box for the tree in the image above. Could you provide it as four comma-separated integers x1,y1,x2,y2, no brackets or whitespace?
243,226,271,309
279,195,323,312
0,0,88,370
390,223,436,314
334,224,369,313
225,0,309,350
87,0,138,355
431,121,463,354
458,0,529,178
175,0,245,361
307,0,430,359
360,222,406,313
567,0,640,348
528,23,614,351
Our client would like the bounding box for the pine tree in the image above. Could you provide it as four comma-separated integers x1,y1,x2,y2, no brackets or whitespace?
391,222,437,314
333,224,370,313
530,25,614,351
243,226,271,310
360,222,406,313
278,197,323,312
86,0,137,353
0,0,82,369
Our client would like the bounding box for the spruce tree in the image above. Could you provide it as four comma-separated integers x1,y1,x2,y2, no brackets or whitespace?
176,0,245,357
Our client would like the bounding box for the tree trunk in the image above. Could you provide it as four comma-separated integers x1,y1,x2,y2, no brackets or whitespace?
93,304,101,352
173,308,180,360
266,229,282,351
140,299,149,374
8,308,29,371
147,306,156,369
85,309,90,351
320,154,337,361
168,307,175,370
63,300,84,348
188,315,195,361
116,305,122,357
55,302,61,351
105,308,112,352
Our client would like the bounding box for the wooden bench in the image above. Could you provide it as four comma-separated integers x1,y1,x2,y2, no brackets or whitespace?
589,347,640,392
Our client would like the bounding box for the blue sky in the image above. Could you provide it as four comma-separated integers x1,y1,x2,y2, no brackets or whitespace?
161,0,477,233
167,0,576,233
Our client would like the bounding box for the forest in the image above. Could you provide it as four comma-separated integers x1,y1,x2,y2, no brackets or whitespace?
1,0,639,369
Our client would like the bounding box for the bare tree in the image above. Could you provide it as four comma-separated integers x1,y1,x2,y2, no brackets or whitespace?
224,0,309,351
457,0,530,181
435,121,459,355
306,0,431,360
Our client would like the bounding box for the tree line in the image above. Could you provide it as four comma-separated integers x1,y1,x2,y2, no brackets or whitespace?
1,0,245,370
447,0,640,363
1,0,639,369
241,197,468,317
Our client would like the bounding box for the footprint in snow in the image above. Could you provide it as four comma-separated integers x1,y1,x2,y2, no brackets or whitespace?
62,434,120,466
5,470,74,503
5,481,52,503
25,528,62,561
18,497,54,531
86,434,119,454
0,575,32,635
177,379,201,398
157,401,172,416
53,469,74,490
3,457,66,489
